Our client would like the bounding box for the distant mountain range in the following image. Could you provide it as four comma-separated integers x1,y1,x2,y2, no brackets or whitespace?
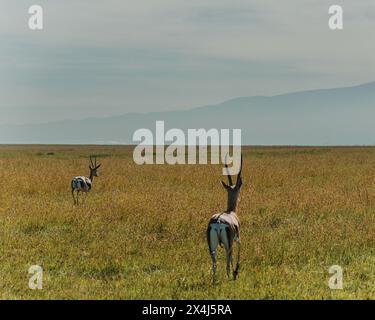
1,82,374,145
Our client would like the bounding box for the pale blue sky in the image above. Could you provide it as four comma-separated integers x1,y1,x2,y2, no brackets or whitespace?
1,0,374,124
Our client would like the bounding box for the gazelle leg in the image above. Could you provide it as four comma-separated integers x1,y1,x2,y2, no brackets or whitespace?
211,251,217,283
222,227,234,279
72,189,76,205
226,247,233,278
233,239,241,280
207,225,219,283
230,249,234,273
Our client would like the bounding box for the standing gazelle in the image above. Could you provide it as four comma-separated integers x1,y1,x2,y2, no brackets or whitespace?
71,156,101,205
207,154,243,282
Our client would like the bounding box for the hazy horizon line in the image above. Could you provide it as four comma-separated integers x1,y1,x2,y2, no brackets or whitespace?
2,80,374,127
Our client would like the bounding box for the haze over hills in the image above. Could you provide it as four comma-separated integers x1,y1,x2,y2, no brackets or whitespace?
1,82,374,145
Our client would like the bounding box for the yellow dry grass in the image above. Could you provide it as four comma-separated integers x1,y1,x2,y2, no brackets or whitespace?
1,145,375,299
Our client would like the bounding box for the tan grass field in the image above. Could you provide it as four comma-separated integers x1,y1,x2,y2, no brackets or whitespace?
1,145,375,299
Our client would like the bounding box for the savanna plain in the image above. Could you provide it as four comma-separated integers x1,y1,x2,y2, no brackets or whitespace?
1,145,375,299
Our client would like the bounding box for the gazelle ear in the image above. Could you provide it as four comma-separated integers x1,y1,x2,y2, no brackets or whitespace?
96,164,101,169
236,177,243,189
221,181,230,189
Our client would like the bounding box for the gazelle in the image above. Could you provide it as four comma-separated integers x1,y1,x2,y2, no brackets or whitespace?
207,154,243,282
71,156,101,205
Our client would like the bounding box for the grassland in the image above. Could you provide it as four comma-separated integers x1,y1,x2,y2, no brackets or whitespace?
1,145,375,299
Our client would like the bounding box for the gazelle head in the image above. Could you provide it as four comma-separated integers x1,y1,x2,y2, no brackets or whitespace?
221,153,243,212
89,156,101,178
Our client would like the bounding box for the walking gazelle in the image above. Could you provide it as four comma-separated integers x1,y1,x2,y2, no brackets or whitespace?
207,154,243,282
71,156,101,205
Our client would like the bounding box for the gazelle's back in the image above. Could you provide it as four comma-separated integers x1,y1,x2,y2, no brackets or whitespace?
72,176,92,192
209,212,240,234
